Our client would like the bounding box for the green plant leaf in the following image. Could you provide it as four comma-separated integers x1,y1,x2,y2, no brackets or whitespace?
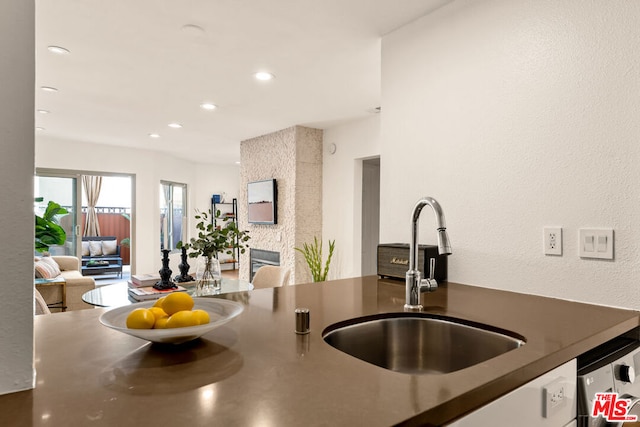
295,237,336,282
177,208,250,260
34,200,68,253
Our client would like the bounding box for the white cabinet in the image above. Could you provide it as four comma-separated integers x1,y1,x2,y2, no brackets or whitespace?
446,359,576,426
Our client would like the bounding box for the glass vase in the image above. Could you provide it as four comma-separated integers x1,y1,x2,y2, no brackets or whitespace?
195,256,222,296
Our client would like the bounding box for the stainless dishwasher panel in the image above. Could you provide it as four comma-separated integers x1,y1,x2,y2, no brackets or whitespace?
577,336,640,427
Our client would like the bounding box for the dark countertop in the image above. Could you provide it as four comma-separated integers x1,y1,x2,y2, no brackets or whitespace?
1,277,638,426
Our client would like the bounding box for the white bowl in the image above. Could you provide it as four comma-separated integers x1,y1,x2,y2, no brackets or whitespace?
99,297,244,344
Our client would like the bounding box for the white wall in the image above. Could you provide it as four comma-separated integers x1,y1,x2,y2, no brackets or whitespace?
0,0,35,395
380,0,640,308
323,115,381,279
36,136,239,274
195,164,240,215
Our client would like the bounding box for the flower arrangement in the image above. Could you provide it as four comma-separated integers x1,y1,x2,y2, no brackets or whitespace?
177,208,250,260
177,209,250,292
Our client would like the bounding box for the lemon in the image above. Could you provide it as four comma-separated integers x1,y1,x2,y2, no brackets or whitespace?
153,296,166,308
192,309,210,325
126,308,155,329
148,306,167,320
154,316,170,329
161,292,194,315
147,307,168,329
166,310,199,329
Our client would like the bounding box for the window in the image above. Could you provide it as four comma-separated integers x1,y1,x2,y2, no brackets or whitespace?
160,181,186,251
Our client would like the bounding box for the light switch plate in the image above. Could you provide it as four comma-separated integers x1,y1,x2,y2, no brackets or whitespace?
579,228,614,259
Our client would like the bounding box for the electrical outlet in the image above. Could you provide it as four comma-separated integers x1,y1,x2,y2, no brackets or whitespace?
543,227,562,256
543,380,567,418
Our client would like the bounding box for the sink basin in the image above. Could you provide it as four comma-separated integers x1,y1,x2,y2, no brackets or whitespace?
322,313,525,374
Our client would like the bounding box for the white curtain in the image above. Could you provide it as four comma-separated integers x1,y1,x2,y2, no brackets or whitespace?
83,175,102,236
162,183,171,249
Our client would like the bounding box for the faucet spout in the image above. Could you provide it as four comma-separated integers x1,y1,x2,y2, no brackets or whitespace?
405,197,452,311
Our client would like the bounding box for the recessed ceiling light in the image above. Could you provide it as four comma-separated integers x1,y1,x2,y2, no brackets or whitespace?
41,86,58,92
47,46,70,55
235,161,241,165
37,109,50,114
200,103,217,111
168,123,182,129
254,71,275,81
149,133,160,138
36,127,45,131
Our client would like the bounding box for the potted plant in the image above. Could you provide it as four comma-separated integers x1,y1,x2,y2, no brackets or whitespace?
35,199,69,253
177,209,250,293
295,237,335,282
120,213,131,249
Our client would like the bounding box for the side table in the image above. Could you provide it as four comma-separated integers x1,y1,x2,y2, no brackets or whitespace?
35,277,67,312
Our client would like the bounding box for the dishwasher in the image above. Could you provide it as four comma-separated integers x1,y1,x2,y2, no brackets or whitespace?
578,331,640,427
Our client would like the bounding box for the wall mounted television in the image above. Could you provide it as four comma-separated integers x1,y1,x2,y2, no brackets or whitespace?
247,179,277,224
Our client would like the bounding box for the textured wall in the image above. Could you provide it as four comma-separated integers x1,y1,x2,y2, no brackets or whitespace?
0,0,35,395
380,0,640,308
239,126,323,284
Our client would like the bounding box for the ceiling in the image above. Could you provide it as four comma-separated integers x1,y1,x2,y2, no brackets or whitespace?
35,0,451,164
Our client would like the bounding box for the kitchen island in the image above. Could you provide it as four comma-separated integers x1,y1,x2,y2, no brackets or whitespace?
1,276,638,426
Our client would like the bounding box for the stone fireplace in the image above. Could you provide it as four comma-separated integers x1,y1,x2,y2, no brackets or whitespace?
239,126,323,284
249,248,280,281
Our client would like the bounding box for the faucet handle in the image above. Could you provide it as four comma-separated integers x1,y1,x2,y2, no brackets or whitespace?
420,258,438,292
420,277,437,292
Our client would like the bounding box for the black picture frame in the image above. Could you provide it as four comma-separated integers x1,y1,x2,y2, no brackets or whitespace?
247,179,277,224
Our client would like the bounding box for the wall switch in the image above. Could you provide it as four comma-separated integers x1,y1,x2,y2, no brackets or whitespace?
543,227,562,256
579,228,614,259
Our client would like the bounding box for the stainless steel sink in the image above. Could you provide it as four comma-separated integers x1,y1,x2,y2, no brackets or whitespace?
322,313,525,374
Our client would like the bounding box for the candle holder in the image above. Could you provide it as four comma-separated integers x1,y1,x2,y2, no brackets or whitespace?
174,247,195,283
154,249,177,290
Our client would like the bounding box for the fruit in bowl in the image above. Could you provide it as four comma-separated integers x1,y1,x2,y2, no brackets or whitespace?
125,293,211,330
100,296,244,344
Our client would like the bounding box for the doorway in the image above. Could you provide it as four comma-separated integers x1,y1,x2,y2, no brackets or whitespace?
361,157,380,275
35,169,135,273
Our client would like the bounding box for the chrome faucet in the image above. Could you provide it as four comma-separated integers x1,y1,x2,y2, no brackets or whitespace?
405,197,452,310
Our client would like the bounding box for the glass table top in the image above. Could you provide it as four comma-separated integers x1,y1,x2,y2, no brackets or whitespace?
82,279,253,308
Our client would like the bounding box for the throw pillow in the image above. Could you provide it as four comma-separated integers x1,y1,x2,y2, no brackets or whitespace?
40,255,62,276
89,240,103,256
82,241,90,256
102,239,117,255
34,260,57,279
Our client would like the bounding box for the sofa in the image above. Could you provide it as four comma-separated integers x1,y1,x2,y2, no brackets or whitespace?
35,256,96,311
81,236,123,278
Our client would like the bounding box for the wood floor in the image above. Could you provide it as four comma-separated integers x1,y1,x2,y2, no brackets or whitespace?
221,269,239,279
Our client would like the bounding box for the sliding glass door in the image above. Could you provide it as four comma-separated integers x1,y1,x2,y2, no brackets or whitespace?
34,173,82,257
36,169,135,272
